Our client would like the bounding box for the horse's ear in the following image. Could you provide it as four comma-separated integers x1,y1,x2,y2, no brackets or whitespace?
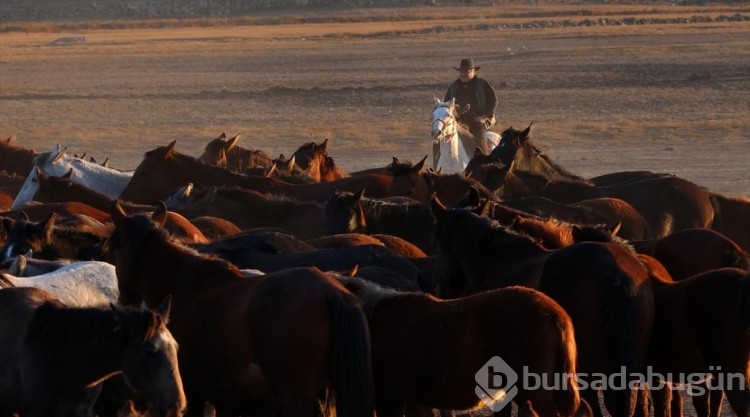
355,188,365,201
41,212,57,241
287,155,296,169
182,183,194,198
52,147,67,163
226,134,240,151
319,138,329,152
155,294,172,322
89,156,96,163
63,169,73,180
433,97,442,106
101,158,109,168
476,200,492,217
521,123,533,140
166,140,177,152
218,132,227,139
152,202,168,226
343,265,358,277
413,155,428,174
110,200,128,229
265,163,277,177
608,221,622,236
430,193,448,218
467,186,481,207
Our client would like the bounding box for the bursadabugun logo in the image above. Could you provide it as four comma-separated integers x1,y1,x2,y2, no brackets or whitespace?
475,356,518,412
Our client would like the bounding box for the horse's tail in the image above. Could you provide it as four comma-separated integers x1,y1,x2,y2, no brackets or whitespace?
553,311,581,417
738,271,750,326
326,290,375,417
597,258,641,416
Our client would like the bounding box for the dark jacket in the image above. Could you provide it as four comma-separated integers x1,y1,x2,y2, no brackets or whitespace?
444,76,498,120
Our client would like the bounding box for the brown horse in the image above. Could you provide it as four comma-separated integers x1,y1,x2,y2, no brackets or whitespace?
109,201,375,417
197,132,273,173
337,276,582,417
710,193,750,253
0,286,185,417
431,197,654,417
648,268,750,417
0,136,37,177
291,139,350,182
118,141,391,204
163,183,327,240
387,156,496,207
491,127,717,238
324,189,436,254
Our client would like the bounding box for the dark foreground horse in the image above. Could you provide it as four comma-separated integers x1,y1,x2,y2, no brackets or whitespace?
338,276,582,417
648,268,750,417
109,201,375,417
0,286,185,417
431,197,654,417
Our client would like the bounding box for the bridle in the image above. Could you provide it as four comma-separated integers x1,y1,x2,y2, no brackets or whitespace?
431,104,458,143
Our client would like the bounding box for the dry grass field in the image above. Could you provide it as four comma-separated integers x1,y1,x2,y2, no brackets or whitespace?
0,3,748,415
0,3,748,197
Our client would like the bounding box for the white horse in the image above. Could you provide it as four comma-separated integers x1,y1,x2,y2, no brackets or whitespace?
11,144,133,209
0,260,119,307
430,98,500,173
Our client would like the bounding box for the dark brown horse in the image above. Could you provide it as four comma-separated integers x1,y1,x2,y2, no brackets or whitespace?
291,139,350,182
109,201,375,417
489,127,717,238
324,189,436,254
710,193,750,253
337,276,582,417
431,197,654,417
118,141,391,204
0,136,37,177
0,286,185,417
197,132,273,173
386,156,496,207
648,268,750,417
164,183,327,240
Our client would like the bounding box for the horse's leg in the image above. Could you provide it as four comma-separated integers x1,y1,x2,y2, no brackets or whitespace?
671,389,684,417
690,383,710,417
602,387,637,417
581,388,605,417
632,387,650,417
723,386,750,417
651,385,672,417
707,387,724,417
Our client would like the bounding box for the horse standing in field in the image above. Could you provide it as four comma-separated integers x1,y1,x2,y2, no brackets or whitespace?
0,136,37,177
119,141,391,204
12,144,132,209
291,139,350,182
198,132,274,173
324,189,436,254
0,287,185,417
430,98,499,173
108,201,375,417
431,197,654,417
337,276,582,417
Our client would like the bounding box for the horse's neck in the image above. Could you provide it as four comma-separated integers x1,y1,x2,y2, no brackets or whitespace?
138,237,239,302
437,131,469,174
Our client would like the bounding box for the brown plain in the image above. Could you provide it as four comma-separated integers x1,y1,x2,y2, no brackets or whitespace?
0,3,748,199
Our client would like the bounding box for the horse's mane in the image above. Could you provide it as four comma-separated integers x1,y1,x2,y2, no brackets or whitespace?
113,213,243,280
26,302,164,348
359,196,424,218
335,275,411,318
516,140,591,184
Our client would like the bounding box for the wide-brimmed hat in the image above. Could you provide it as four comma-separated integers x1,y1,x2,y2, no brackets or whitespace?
454,58,480,71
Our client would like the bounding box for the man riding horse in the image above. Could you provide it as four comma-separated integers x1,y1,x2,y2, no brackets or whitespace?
436,58,499,168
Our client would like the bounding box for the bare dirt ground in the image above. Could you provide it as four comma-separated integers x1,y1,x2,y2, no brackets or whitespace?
0,4,748,415
0,3,749,197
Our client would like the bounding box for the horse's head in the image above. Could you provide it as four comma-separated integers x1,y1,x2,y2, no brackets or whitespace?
110,200,171,306
0,211,55,263
492,123,533,165
324,188,367,235
198,132,239,169
431,99,460,141
114,297,186,417
429,195,473,298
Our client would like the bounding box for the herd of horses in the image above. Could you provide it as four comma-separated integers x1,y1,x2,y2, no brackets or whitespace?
0,116,748,417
